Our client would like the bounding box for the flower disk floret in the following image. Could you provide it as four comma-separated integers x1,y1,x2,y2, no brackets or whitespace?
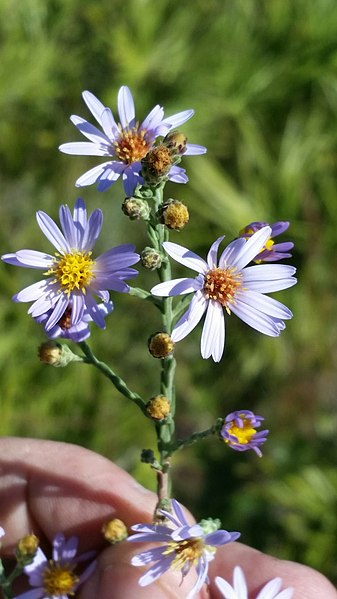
59,86,206,195
14,532,97,599
127,499,240,599
151,227,297,362
221,410,269,457
215,566,294,599
1,198,139,335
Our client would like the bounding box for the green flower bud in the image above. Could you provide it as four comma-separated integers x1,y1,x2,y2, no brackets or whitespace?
141,247,162,270
38,341,82,367
121,197,151,220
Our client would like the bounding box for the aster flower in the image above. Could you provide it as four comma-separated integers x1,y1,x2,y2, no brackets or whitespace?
151,227,297,362
1,198,139,333
34,300,114,342
127,498,240,599
215,566,294,599
59,86,206,195
220,410,269,457
239,221,294,263
14,532,96,599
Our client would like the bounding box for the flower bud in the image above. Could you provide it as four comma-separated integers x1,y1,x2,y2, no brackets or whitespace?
121,197,151,221
148,332,174,358
163,130,188,155
16,534,39,562
102,518,128,544
38,341,82,367
158,199,189,231
141,247,162,270
146,395,170,421
141,144,173,185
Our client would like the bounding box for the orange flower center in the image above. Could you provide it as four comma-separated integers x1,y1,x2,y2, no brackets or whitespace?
113,125,151,164
203,267,243,311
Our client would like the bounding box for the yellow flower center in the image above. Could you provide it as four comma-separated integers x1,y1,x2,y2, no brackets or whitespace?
226,417,256,445
47,251,95,295
42,561,79,596
203,267,243,312
163,538,205,572
113,125,151,164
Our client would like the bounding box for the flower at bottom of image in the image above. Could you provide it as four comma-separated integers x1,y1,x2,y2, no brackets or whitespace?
215,566,294,599
14,533,97,599
127,499,240,599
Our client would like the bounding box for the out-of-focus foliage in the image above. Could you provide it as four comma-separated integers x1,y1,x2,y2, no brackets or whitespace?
0,0,336,583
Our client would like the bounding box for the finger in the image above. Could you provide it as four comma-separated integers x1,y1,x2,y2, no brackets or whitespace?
208,542,337,598
79,542,210,599
0,437,155,549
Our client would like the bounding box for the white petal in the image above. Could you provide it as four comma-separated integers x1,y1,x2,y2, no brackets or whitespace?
243,264,297,281
82,90,106,125
237,291,293,319
151,278,200,297
230,300,281,336
257,577,282,599
45,295,69,330
185,143,207,155
171,291,207,342
141,104,164,131
160,109,194,130
215,576,238,599
118,86,135,128
201,300,225,362
231,227,272,271
70,115,111,144
233,566,248,597
59,141,109,156
185,558,208,599
75,161,116,187
14,279,50,302
36,211,69,253
163,241,208,274
244,278,297,293
101,107,119,139
14,250,53,269
207,236,225,269
219,238,247,268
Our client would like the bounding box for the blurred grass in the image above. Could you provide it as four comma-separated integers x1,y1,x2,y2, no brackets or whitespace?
0,0,337,583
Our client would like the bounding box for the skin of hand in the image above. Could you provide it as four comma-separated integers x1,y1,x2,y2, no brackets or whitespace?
0,438,336,599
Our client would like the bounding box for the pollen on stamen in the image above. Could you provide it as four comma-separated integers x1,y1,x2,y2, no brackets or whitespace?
164,538,204,572
47,251,95,296
42,562,79,595
113,126,151,165
203,267,243,307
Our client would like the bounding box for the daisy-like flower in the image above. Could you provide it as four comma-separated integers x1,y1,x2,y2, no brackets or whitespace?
59,86,206,195
215,566,294,599
239,221,294,263
1,198,139,333
151,227,297,362
127,499,240,599
34,300,113,342
220,410,269,457
14,533,96,599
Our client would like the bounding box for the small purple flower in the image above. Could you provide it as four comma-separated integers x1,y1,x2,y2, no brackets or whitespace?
151,227,297,362
59,86,206,195
127,498,240,599
1,198,139,334
14,533,96,599
220,410,269,457
34,300,114,342
215,566,294,599
239,221,294,263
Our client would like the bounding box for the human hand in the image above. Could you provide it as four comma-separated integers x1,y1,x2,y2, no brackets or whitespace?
0,438,335,598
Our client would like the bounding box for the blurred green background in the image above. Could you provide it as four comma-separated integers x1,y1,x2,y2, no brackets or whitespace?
0,0,336,584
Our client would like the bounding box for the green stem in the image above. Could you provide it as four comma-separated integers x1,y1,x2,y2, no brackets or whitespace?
168,419,224,454
79,341,146,414
149,185,177,503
